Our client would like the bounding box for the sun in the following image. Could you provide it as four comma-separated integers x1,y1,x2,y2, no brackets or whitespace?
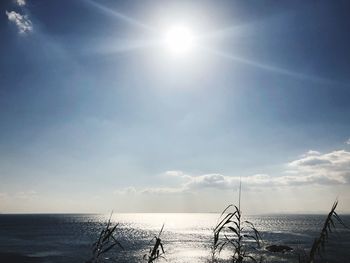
163,25,195,55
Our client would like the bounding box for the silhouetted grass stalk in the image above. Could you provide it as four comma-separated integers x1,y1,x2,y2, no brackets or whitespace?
212,179,262,263
86,199,348,263
143,224,166,262
87,212,124,263
305,200,349,263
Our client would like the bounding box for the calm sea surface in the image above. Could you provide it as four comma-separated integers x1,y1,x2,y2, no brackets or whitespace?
0,213,349,263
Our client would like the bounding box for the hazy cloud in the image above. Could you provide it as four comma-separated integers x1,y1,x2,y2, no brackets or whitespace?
6,10,32,33
139,187,186,195
0,191,37,200
346,138,350,145
302,150,321,156
113,186,137,195
16,0,26,6
115,150,350,195
114,186,186,195
15,190,37,199
0,192,8,199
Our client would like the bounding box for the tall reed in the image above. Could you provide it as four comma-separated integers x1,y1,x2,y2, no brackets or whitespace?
305,200,348,263
212,204,262,263
86,200,348,263
143,224,166,262
87,213,124,263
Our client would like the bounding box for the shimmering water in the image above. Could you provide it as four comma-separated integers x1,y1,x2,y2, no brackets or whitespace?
0,213,349,262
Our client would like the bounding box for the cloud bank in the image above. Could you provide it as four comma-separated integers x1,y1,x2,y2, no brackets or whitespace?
0,190,37,200
115,150,350,195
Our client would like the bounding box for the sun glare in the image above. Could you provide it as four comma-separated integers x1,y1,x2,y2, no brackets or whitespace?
163,25,195,55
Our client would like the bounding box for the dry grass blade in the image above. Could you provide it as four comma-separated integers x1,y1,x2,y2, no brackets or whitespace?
212,204,262,263
87,212,124,263
307,200,348,263
144,224,166,263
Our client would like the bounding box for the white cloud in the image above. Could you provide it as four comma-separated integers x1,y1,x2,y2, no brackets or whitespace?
288,150,350,184
164,170,186,177
115,150,350,195
16,0,26,6
6,10,32,34
346,138,350,145
184,173,238,190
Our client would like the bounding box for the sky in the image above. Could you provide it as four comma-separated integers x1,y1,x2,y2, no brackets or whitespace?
1,0,350,214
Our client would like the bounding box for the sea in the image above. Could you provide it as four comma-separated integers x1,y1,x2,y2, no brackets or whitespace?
0,213,349,263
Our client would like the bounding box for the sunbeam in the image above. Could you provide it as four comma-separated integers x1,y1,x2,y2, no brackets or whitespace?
200,46,335,84
86,39,160,56
84,0,156,33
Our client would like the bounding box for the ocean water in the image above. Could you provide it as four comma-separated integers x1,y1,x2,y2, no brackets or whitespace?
0,213,349,263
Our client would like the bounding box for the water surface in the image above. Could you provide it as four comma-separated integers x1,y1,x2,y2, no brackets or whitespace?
0,213,349,262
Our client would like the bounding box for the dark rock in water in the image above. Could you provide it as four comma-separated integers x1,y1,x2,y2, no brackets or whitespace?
266,245,293,253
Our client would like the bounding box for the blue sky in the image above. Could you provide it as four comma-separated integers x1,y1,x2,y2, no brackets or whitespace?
1,0,350,213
